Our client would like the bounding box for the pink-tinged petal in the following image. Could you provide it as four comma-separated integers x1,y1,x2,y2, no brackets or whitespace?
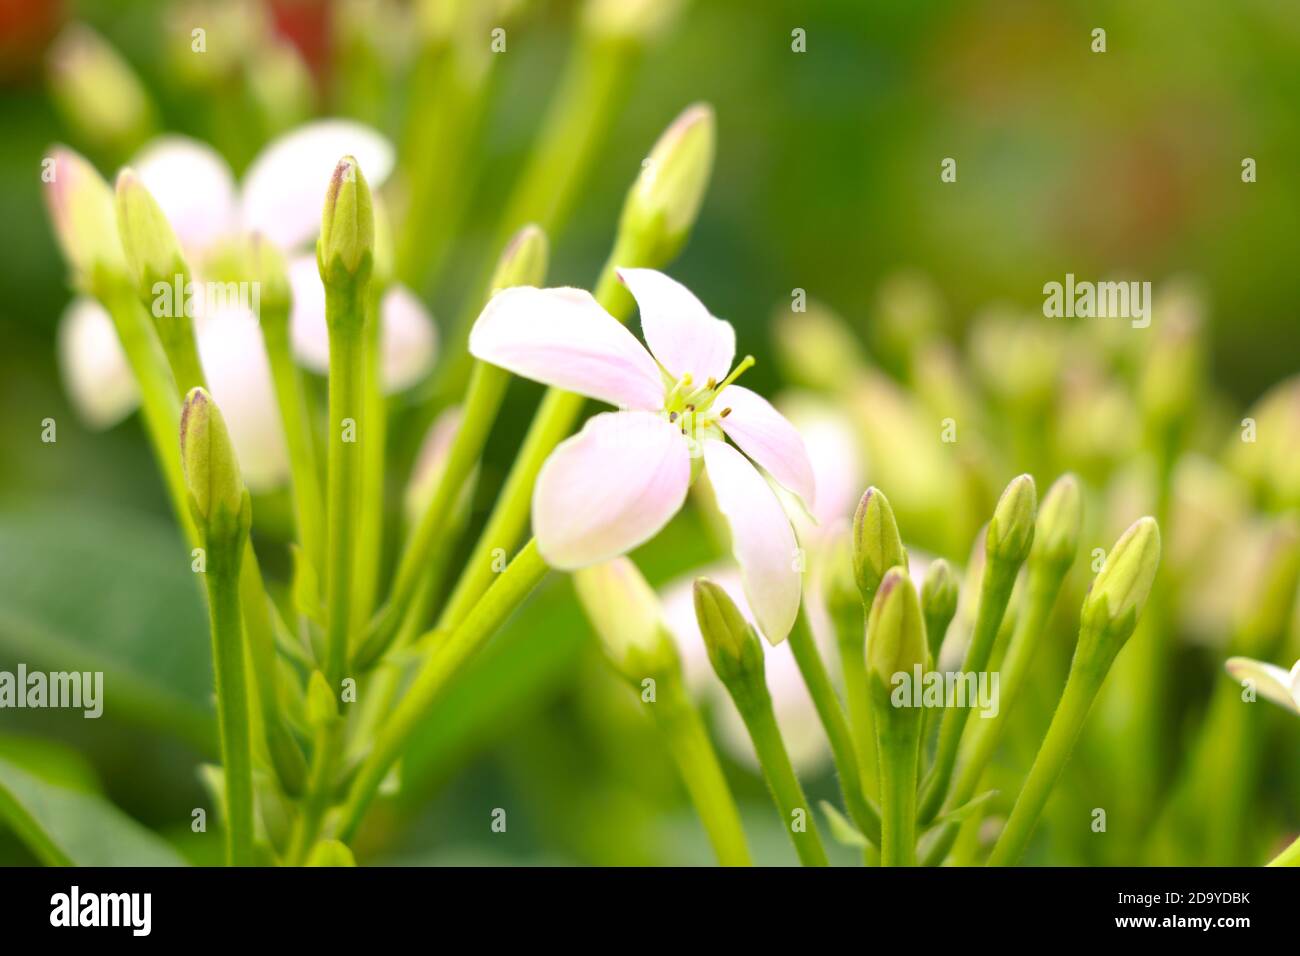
778,394,863,527
198,306,289,490
703,440,801,644
533,411,690,568
288,253,328,374
380,284,437,393
717,385,815,512
470,286,664,409
240,119,394,251
617,267,734,383
133,136,237,255
56,296,139,429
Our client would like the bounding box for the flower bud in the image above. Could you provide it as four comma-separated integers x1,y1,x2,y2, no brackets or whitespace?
180,387,248,540
575,558,678,681
772,300,867,391
305,670,338,729
316,155,375,291
1031,473,1082,576
985,474,1037,568
46,24,154,158
1233,517,1300,654
489,224,549,294
619,103,715,263
920,558,959,660
43,146,127,288
852,487,907,609
694,578,764,689
583,0,683,41
1079,517,1161,660
866,567,927,684
115,168,188,302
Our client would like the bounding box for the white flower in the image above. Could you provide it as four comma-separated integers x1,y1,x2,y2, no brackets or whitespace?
56,297,138,429
1225,656,1300,715
469,268,815,643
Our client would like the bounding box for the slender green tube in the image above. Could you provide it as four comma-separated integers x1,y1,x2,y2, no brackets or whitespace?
287,722,341,866
919,564,1018,824
734,686,829,867
872,676,921,866
787,609,880,846
337,539,551,840
261,316,325,577
653,671,752,867
352,296,386,634
204,543,255,866
1268,834,1300,867
986,663,1102,865
832,602,878,802
323,292,367,689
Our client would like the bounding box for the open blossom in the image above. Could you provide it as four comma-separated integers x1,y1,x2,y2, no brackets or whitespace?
470,268,814,642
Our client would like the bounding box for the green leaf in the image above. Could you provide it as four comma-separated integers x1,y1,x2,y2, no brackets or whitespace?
0,756,186,866
0,500,215,751
819,800,869,848
931,789,998,827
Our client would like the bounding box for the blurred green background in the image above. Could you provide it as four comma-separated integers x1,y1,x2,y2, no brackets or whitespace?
1,0,1297,866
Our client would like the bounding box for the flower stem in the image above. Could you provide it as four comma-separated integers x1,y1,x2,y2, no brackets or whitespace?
832,600,878,802
261,314,326,579
788,608,881,846
1267,834,1300,867
732,682,829,867
337,539,551,841
653,670,752,866
986,662,1103,865
871,675,921,866
324,289,367,690
352,296,386,634
204,542,255,866
919,563,1018,824
287,721,341,866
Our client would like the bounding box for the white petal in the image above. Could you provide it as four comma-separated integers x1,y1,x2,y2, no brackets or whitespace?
470,286,664,410
380,284,437,393
617,267,734,383
778,394,863,527
533,411,690,568
239,119,395,251
717,385,815,512
703,440,801,644
133,136,237,256
198,306,289,490
56,297,139,429
288,254,329,374
1225,656,1300,715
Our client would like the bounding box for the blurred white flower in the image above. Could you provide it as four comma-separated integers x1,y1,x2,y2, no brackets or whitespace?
1225,656,1300,716
56,297,138,429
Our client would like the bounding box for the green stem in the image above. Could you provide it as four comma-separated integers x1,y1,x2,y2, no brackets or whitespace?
352,295,386,634
357,361,510,667
788,608,880,846
205,544,255,866
872,675,921,866
435,242,639,632
262,313,325,580
733,684,829,867
287,721,341,866
986,663,1103,866
653,670,752,866
324,292,367,690
1267,834,1300,867
919,563,1018,824
832,601,878,802
337,539,551,841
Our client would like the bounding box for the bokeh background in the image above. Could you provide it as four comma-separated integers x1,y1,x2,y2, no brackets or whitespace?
1,0,1297,865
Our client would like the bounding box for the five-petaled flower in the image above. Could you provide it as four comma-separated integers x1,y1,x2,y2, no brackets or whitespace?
470,268,815,643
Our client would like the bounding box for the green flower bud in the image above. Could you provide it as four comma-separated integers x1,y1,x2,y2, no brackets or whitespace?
316,155,375,291
866,567,927,683
43,146,127,289
772,299,867,391
852,487,907,609
1230,375,1300,511
920,558,959,660
246,232,292,322
305,839,357,867
583,0,684,41
1031,473,1083,576
46,24,154,159
114,168,188,302
574,558,678,681
305,670,338,729
180,387,248,542
619,103,715,263
489,224,550,294
1079,517,1162,661
694,578,764,689
986,474,1037,568
1234,517,1300,653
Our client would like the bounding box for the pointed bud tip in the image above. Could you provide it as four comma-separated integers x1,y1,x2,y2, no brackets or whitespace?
1082,516,1162,646
180,386,246,530
867,567,926,681
490,223,549,293
114,165,187,298
852,486,906,605
1033,472,1083,570
317,154,375,288
693,578,759,680
621,102,716,256
987,473,1037,567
